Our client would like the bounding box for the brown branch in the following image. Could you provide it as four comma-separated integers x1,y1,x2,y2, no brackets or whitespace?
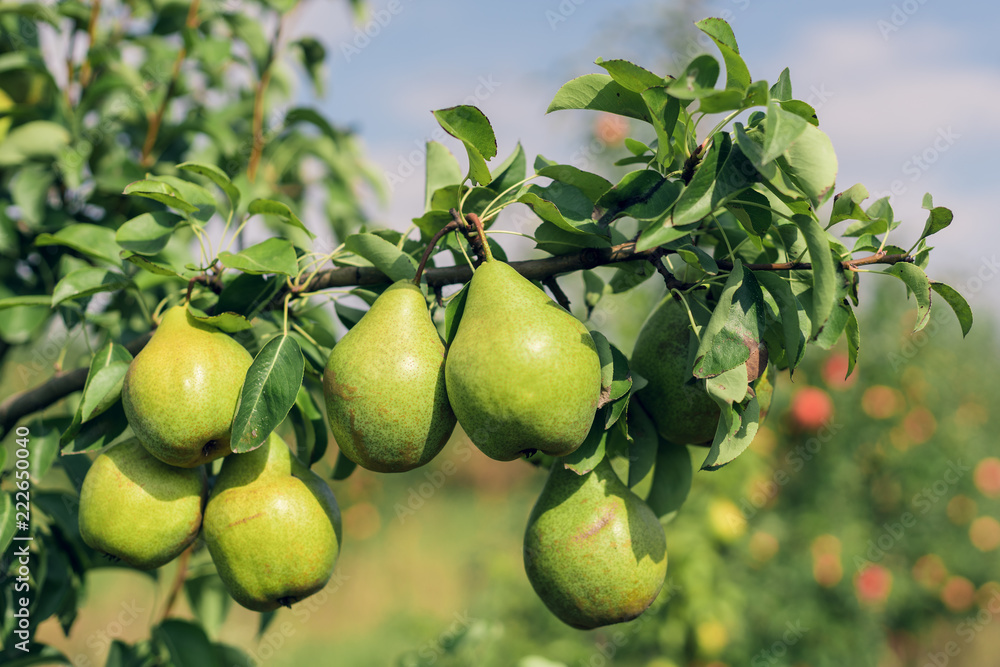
0,333,152,440
78,0,101,88
157,543,193,624
716,252,912,272
140,0,201,167
246,67,272,183
0,249,912,435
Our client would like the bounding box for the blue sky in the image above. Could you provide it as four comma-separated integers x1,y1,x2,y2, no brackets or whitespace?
290,0,999,313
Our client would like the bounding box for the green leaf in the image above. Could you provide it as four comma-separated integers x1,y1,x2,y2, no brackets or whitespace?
331,451,358,481
546,73,651,123
535,162,613,202
667,55,721,100
432,106,497,185
0,295,51,310
930,282,972,337
625,405,658,489
424,141,463,212
218,238,298,276
672,133,756,227
230,335,305,453
797,214,837,338
0,121,70,166
675,244,719,274
761,98,808,165
60,403,130,453
184,574,232,640
115,212,181,255
776,122,838,208
705,364,749,405
582,270,605,317
597,170,682,223
693,261,765,378
830,183,871,225
76,342,133,424
770,68,792,101
885,262,932,332
35,223,121,265
292,385,328,465
122,253,183,278
0,645,71,666
726,188,772,237
918,194,953,241
518,182,599,235
154,619,215,667
488,141,527,200
123,180,198,214
562,413,608,475
344,233,417,282
701,396,760,470
845,301,860,377
595,57,667,93
444,283,470,345
754,271,804,370
247,199,315,240
185,306,253,333
334,300,367,330
641,87,680,168
645,441,693,522
51,268,132,306
178,161,240,211
0,493,16,555
695,17,751,90
217,274,283,319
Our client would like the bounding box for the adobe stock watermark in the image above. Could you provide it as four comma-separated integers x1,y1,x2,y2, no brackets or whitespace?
397,610,477,667
394,442,474,523
877,0,932,40
750,619,810,667
922,589,1000,667
872,126,960,200
340,0,408,63
382,74,502,192
737,419,844,523
69,600,146,666
577,578,681,667
243,570,351,666
853,459,970,571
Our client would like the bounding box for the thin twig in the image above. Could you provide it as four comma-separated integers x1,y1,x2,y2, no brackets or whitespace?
414,221,459,285
78,0,102,88
157,544,193,624
141,0,201,166
542,276,571,311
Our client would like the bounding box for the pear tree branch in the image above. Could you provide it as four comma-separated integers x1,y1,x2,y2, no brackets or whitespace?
0,247,913,438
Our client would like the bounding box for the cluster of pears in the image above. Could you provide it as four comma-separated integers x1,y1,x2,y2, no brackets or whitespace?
78,306,342,612
322,253,668,628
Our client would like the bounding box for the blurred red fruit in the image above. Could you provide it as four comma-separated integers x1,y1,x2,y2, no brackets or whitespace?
974,458,1000,498
855,564,892,605
790,387,833,431
821,353,857,390
941,576,976,612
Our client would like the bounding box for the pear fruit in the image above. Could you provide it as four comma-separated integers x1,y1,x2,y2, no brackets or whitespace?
78,439,206,569
203,432,342,612
323,280,455,472
122,305,252,467
631,295,719,445
523,458,667,629
445,260,602,461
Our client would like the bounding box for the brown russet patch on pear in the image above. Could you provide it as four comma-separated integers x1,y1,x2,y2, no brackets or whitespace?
576,508,615,540
227,511,264,528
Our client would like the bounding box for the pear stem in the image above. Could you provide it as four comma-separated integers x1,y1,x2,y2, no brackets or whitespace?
466,213,493,262
157,543,193,624
413,220,460,285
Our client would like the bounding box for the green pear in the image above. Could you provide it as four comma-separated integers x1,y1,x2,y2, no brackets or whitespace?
445,260,602,461
523,457,667,629
78,439,206,570
203,432,342,612
631,295,719,445
122,305,252,467
323,280,455,472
